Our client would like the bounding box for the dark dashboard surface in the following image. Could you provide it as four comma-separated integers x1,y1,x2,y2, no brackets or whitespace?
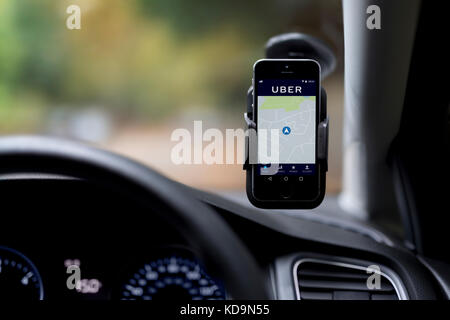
0,177,446,300
0,178,224,300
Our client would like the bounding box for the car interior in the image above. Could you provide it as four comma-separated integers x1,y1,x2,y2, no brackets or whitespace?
0,0,448,301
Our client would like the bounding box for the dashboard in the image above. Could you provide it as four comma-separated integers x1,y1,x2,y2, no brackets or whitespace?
0,179,227,300
0,245,225,300
0,175,448,300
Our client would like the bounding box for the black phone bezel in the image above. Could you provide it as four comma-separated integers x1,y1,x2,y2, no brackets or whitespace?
249,59,324,208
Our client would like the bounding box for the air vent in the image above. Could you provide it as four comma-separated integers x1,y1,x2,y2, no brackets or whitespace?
294,259,406,300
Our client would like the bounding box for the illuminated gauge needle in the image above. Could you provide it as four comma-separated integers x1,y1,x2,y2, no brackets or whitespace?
21,272,33,286
0,247,44,299
125,285,143,296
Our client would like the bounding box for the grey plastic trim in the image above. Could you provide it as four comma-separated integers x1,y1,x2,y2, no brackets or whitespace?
293,257,408,300
340,0,421,218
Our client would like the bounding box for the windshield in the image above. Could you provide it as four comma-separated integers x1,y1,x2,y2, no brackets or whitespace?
0,0,344,195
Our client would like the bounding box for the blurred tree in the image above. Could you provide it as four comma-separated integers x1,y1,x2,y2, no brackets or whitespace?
136,0,286,42
0,0,338,129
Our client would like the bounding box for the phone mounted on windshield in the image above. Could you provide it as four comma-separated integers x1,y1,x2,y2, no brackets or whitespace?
244,33,331,209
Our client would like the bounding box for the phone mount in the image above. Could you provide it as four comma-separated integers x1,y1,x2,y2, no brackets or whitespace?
244,33,334,209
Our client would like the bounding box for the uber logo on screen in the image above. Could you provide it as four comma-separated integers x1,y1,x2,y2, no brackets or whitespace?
271,86,302,94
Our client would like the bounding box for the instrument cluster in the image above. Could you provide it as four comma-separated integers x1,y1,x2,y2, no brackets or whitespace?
0,245,225,300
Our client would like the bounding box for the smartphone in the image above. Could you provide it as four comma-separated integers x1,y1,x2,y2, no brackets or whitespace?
248,59,324,208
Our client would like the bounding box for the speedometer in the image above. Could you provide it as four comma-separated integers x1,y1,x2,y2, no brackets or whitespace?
119,255,225,300
0,246,44,300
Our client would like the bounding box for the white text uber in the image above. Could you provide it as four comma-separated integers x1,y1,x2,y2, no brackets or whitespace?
271,86,302,94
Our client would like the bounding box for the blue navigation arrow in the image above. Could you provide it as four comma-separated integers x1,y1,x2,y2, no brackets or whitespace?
282,126,291,135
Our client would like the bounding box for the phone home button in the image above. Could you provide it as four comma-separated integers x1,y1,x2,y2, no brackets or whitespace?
280,187,293,199
280,179,293,199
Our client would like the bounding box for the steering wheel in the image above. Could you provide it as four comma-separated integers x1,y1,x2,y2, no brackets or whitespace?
0,136,270,299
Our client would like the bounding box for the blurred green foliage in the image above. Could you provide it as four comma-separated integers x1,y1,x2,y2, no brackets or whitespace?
0,0,308,131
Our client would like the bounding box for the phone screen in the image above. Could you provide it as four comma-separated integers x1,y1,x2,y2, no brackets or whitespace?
256,79,317,175
252,59,321,202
